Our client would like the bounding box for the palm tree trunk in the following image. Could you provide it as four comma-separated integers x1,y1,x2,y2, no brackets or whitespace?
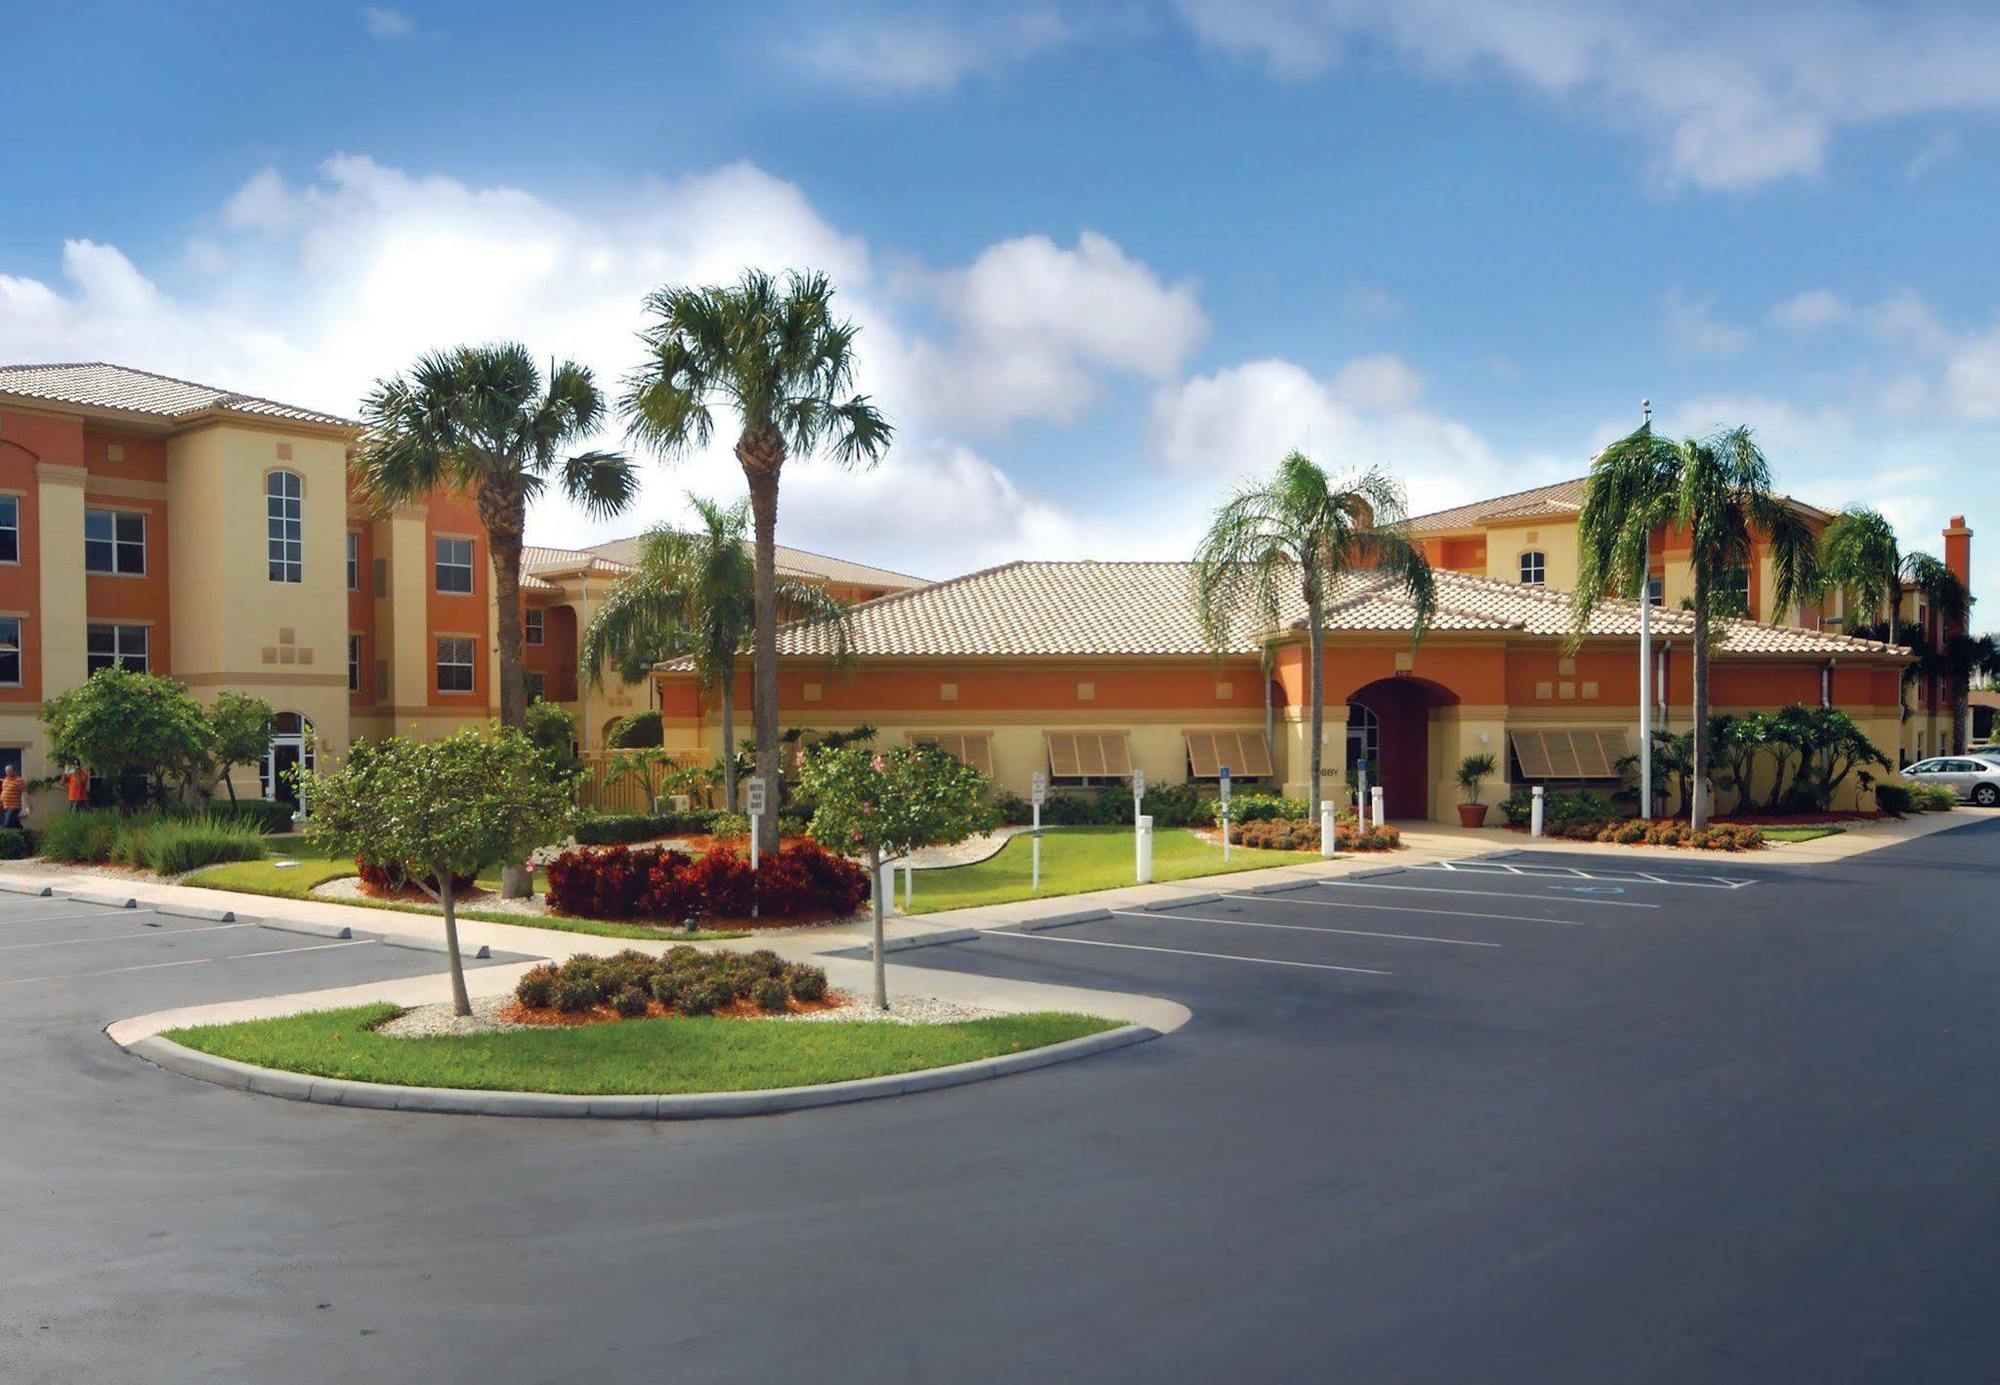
720,672,737,812
1306,598,1325,820
481,486,533,897
744,459,782,855
1691,570,1711,831
439,875,471,1018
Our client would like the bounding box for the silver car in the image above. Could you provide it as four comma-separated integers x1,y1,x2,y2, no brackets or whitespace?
1904,755,2000,807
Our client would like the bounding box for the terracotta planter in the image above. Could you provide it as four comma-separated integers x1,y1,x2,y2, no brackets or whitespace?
1457,803,1490,828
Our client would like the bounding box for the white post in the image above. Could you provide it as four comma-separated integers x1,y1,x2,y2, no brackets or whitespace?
1218,765,1232,861
745,776,766,919
1030,770,1045,894
1531,784,1545,839
1135,814,1154,884
1320,801,1337,858
878,856,896,917
1370,784,1385,830
1639,532,1653,820
1356,761,1370,832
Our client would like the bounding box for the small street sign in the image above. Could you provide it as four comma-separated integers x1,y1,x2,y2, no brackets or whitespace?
1218,765,1232,803
1030,771,1046,807
745,776,767,816
1132,767,1145,800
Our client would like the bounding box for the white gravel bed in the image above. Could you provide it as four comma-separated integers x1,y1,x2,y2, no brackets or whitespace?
376,993,522,1037
781,990,1001,1025
312,875,549,917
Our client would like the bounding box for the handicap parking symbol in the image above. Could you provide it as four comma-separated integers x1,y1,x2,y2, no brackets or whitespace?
1553,884,1626,895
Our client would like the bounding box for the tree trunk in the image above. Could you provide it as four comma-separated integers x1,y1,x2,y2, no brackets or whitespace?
1306,594,1325,821
740,441,784,855
870,845,888,1012
481,484,534,898
1691,570,1711,831
720,670,737,812
439,875,472,1018
225,768,238,805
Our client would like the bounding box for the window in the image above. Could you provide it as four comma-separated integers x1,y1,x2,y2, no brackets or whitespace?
1507,727,1630,781
267,471,302,583
86,623,148,675
346,531,360,592
1044,731,1133,786
436,636,476,693
434,537,474,594
0,617,19,685
524,607,545,646
1645,576,1664,607
1183,730,1275,779
1721,567,1751,616
525,671,547,702
0,495,18,564
912,732,994,775
1519,550,1546,585
84,509,146,575
348,635,361,694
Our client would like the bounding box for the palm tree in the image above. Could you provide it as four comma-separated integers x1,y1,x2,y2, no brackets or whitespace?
622,270,891,850
1193,451,1436,820
355,343,637,731
1574,425,1819,829
578,493,853,811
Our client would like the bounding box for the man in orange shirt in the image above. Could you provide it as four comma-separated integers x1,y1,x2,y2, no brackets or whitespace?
1,764,24,829
62,763,90,811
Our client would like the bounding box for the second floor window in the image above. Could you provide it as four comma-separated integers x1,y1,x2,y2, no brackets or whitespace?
436,636,476,692
268,471,303,583
346,531,360,592
525,607,544,645
85,509,146,575
348,634,361,694
525,670,546,702
0,616,19,685
1645,576,1664,607
0,495,18,564
1721,568,1751,616
87,623,148,675
435,537,474,594
1519,550,1546,586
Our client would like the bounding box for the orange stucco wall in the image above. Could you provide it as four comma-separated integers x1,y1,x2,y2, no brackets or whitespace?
0,425,47,702
523,599,579,703
345,515,375,708
425,492,488,707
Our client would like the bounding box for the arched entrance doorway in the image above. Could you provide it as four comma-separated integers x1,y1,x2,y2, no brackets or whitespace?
263,712,315,806
1346,677,1460,819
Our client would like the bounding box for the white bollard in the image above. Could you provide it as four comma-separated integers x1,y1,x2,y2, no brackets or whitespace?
1135,814,1154,884
1320,801,1338,858
1530,784,1545,839
903,861,914,910
1356,785,1369,833
1371,785,1385,830
879,858,898,914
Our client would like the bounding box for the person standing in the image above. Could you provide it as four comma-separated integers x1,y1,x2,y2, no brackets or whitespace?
0,764,25,829
62,763,90,811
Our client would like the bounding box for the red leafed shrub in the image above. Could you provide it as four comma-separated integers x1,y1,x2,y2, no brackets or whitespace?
789,839,870,915
637,849,698,921
685,846,755,918
545,846,646,917
356,856,476,897
544,839,871,925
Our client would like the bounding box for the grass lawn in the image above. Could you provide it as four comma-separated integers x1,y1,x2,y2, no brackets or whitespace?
166,1003,1120,1095
183,843,745,942
1760,825,1846,843
902,824,1305,915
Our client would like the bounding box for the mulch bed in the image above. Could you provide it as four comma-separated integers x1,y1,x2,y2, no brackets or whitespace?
501,991,852,1027
1710,811,1884,825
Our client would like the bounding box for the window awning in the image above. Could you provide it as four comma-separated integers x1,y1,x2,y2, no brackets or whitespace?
912,731,994,776
1183,729,1274,778
1508,728,1629,780
1046,731,1132,779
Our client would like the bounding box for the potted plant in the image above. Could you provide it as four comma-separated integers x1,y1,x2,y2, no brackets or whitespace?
1455,753,1498,828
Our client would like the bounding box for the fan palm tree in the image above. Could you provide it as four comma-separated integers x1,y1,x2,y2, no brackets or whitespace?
1193,451,1436,821
623,269,891,850
578,493,853,810
355,343,637,731
1573,424,1819,829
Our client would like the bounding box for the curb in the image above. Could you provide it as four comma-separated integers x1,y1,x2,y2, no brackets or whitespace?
157,903,237,923
121,1022,1159,1120
1247,877,1322,895
1145,892,1221,912
258,918,354,941
383,935,490,959
65,889,137,909
1003,907,1111,933
875,927,980,954
0,880,53,897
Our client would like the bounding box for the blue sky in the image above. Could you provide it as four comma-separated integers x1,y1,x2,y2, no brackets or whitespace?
4,1,1998,615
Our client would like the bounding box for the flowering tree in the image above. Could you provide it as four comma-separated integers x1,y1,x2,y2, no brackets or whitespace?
797,743,993,1010
304,726,573,1016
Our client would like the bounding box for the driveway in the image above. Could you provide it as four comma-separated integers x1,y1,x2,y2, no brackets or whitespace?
5,822,1999,1383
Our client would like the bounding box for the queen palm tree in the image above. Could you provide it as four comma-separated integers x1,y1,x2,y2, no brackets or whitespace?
1193,451,1436,821
1573,425,1819,828
578,493,853,811
623,269,891,850
355,343,637,731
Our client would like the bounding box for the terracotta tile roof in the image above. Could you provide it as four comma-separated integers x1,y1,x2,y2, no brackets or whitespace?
582,535,927,590
694,560,1908,666
1408,478,1589,534
0,362,354,430
521,544,631,578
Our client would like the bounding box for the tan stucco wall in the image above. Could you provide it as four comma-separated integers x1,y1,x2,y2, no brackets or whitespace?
1483,519,1581,592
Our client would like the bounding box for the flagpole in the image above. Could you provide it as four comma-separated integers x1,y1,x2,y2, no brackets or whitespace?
1638,398,1653,820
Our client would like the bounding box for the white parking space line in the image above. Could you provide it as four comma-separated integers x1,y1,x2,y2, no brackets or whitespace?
2,938,373,986
1110,909,1498,948
999,930,1392,975
1220,893,1596,928
1411,860,1758,889
1311,879,1659,910
0,909,166,926
0,921,253,952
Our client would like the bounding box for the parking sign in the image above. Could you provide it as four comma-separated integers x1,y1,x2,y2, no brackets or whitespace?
1030,771,1046,807
1132,767,1145,800
1218,765,1231,804
745,776,767,816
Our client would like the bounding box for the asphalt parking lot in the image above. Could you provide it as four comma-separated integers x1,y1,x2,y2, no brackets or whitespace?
5,822,1999,1384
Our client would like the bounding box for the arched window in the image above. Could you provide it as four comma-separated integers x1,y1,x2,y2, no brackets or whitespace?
267,470,303,583
1519,550,1546,586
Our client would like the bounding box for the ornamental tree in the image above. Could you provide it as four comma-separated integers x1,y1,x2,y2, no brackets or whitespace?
797,742,994,1010
207,690,276,804
42,668,216,808
304,726,573,1015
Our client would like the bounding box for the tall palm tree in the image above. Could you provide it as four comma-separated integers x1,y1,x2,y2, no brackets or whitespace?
578,493,853,810
355,343,637,731
622,269,891,851
1574,425,1819,829
1193,451,1436,820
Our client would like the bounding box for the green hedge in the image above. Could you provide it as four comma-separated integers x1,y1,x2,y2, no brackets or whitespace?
36,808,267,873
0,828,34,859
574,810,719,845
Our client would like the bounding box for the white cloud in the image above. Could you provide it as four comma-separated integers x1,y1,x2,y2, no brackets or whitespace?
892,230,1207,433
1769,289,1849,332
360,7,411,39
1943,328,2000,420
1330,353,1423,411
1866,289,1953,354
1169,1,2000,190
1147,357,1554,519
790,8,1068,92
1663,290,1750,357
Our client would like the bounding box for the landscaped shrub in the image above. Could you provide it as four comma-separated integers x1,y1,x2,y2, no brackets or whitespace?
1499,788,1621,831
1140,779,1208,828
545,846,647,917
0,828,33,859
686,847,756,917
1913,782,1958,812
355,857,477,897
784,962,829,1002
1872,781,1914,817
543,840,871,925
607,711,664,748
680,976,734,1016
36,809,122,863
573,810,720,846
1221,793,1309,825
515,964,559,1009
750,976,790,1012
611,986,650,1018
992,790,1034,826
212,797,296,834
512,949,838,1020
1230,817,1400,851
139,815,269,874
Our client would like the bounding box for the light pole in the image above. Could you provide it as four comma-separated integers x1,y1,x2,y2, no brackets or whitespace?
1638,398,1653,820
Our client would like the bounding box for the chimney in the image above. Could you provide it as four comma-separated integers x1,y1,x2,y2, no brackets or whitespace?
1944,515,1973,632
